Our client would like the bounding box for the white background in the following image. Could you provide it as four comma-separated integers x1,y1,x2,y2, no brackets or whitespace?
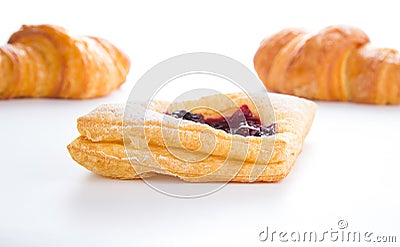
1,0,400,246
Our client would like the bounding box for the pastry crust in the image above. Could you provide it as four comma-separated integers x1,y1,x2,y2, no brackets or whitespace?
0,24,130,99
68,136,296,182
67,136,153,179
69,92,316,182
254,25,400,104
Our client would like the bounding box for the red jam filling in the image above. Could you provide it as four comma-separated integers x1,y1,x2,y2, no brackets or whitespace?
169,105,275,137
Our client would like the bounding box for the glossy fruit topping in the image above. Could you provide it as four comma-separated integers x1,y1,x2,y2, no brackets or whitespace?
169,105,276,137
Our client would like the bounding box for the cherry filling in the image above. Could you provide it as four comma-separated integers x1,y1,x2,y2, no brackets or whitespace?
169,105,276,137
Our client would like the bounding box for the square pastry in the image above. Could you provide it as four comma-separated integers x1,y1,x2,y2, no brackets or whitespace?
68,92,316,182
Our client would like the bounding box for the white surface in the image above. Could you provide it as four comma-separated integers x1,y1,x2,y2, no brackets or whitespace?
1,1,400,246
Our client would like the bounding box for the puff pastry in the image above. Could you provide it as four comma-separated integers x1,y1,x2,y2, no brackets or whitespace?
254,25,400,104
68,92,316,182
0,24,130,99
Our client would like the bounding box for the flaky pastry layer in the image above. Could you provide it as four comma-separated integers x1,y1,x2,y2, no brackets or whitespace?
69,92,316,182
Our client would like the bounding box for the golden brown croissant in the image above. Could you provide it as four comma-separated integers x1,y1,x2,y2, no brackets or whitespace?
254,25,400,104
0,24,130,99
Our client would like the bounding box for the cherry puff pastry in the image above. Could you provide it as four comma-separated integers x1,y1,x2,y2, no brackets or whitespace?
68,92,316,182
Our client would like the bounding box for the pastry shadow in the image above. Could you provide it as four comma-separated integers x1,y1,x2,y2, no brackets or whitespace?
66,169,295,221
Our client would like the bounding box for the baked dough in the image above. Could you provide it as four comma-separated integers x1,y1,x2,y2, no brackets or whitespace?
68,136,154,179
68,92,316,182
254,25,400,104
0,24,130,99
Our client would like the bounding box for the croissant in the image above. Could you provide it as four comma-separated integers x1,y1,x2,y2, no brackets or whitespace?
254,25,400,104
0,24,130,99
